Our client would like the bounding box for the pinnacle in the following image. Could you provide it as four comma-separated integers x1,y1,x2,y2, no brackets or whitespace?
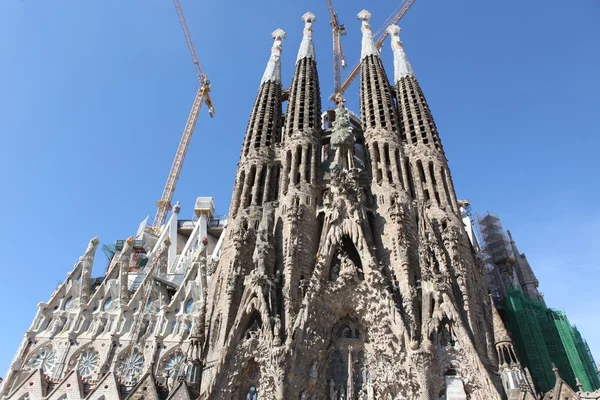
388,24,414,81
297,11,316,62
358,9,378,59
261,28,286,84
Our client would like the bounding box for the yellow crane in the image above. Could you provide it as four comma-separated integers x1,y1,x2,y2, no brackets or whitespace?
150,0,215,234
326,0,347,101
334,0,416,100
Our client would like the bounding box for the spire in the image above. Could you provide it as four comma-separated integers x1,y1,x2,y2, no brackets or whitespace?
79,237,100,305
388,25,414,81
358,10,379,59
507,230,542,303
261,29,286,85
297,12,316,62
283,11,322,136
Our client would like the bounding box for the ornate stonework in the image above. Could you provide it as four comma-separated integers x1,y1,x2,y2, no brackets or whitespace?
0,10,548,400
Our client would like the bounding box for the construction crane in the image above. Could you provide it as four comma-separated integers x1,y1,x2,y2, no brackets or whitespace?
149,0,215,234
334,0,416,100
326,0,347,101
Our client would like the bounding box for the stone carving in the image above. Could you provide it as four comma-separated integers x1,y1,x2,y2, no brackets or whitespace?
2,10,526,400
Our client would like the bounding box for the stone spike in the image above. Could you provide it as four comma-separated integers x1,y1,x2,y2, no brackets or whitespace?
358,9,378,59
388,25,414,81
261,28,286,84
297,12,316,62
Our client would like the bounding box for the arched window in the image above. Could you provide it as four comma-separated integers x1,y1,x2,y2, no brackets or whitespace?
184,299,194,314
329,320,369,398
63,296,73,310
246,386,258,400
102,297,112,312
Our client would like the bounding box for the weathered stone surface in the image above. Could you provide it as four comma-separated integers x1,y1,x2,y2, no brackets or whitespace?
1,11,538,400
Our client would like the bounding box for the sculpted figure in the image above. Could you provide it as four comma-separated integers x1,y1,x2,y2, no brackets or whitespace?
273,315,282,345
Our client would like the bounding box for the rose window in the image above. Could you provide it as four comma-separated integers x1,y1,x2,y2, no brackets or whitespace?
118,350,144,382
31,348,55,374
77,350,100,377
163,353,186,378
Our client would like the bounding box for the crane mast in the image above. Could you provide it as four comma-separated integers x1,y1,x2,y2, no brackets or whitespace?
150,0,215,234
326,0,347,101
334,0,416,99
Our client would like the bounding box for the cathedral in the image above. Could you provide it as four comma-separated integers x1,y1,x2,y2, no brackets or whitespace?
0,9,590,400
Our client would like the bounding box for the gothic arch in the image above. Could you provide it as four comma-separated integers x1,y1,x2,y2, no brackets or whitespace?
327,236,364,282
327,318,370,399
156,346,186,387
23,341,55,375
65,343,100,380
113,345,145,386
240,309,263,341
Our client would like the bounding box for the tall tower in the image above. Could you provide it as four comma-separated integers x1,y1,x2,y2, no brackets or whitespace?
1,8,542,400
199,10,506,400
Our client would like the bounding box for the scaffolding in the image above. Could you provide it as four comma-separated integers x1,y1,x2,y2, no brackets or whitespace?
504,288,600,393
476,212,515,302
504,288,555,392
477,213,513,265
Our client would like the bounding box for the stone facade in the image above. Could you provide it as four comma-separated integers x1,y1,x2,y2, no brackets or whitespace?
0,9,561,400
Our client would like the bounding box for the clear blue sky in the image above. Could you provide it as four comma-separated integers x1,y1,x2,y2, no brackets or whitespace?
1,0,599,377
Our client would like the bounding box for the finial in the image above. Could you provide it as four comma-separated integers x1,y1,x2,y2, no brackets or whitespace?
126,236,134,246
297,12,316,62
357,10,378,59
261,29,286,84
552,363,561,378
272,28,286,41
302,12,316,25
173,201,181,214
388,24,414,81
357,9,372,24
164,237,171,247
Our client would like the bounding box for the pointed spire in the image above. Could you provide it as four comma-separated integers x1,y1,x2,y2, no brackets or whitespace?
297,12,316,62
358,10,379,59
388,25,414,81
79,237,100,305
261,28,286,84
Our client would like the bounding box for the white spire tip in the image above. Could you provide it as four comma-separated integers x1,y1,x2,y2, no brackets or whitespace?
357,9,372,22
302,12,316,24
297,12,316,61
272,28,286,41
387,25,401,36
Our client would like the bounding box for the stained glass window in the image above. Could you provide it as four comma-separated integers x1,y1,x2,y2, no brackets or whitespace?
184,299,194,314
246,386,258,400
102,297,112,312
31,347,55,374
118,350,144,383
78,350,99,376
164,353,186,378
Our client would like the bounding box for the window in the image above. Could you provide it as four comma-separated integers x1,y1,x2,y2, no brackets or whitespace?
102,297,112,312
246,386,258,400
184,299,194,315
63,296,73,310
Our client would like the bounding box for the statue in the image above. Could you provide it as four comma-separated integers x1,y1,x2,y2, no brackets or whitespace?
330,101,355,171
91,314,107,339
49,312,66,338
273,315,282,345
330,379,338,400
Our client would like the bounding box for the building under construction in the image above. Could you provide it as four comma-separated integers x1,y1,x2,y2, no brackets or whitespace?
477,213,600,393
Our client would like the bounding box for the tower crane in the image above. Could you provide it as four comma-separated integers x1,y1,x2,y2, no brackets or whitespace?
149,0,215,234
334,0,416,100
326,0,347,101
